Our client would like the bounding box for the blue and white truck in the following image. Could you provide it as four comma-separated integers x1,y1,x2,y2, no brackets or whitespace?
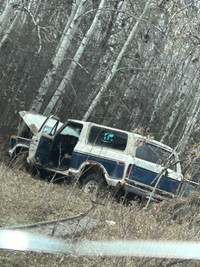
23,112,186,200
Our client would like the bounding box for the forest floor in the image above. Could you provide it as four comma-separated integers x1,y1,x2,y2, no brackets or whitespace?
0,140,200,266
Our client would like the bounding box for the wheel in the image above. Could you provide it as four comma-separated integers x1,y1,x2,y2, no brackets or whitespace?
82,173,106,194
12,150,28,170
12,149,37,175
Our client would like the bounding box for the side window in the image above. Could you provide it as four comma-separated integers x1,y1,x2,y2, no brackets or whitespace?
38,117,60,136
59,123,82,137
43,126,52,134
135,142,176,171
88,126,127,151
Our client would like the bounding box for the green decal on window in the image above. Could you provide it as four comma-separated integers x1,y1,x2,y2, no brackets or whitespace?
102,133,114,142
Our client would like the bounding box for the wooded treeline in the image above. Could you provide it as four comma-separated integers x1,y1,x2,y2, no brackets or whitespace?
0,0,200,155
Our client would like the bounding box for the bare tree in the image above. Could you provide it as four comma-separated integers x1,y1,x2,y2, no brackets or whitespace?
0,0,20,38
161,58,199,143
0,10,20,49
82,0,153,121
43,0,106,115
31,0,87,113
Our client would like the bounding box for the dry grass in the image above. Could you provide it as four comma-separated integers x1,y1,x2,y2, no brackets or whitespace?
0,161,200,266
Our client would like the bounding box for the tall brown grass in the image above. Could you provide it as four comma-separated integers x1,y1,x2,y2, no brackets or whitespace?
0,162,200,266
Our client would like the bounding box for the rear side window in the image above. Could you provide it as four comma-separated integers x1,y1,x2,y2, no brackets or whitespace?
88,126,127,151
135,142,176,171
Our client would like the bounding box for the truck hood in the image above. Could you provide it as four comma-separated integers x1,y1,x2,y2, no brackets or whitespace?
19,111,63,134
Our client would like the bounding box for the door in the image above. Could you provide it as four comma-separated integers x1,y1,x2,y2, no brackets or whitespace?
27,115,60,165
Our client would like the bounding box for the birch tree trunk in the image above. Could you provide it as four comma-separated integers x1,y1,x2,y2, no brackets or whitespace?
82,0,152,121
149,52,183,125
177,69,200,152
160,94,184,143
57,0,81,52
160,57,198,143
179,100,200,148
31,0,87,113
0,1,19,38
0,10,20,49
176,97,200,153
43,0,106,115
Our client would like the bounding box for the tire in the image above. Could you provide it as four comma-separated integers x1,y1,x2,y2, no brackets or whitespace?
82,173,106,194
13,150,37,175
12,150,28,170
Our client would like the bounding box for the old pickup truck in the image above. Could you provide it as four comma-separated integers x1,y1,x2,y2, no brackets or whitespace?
10,111,197,201
14,111,185,201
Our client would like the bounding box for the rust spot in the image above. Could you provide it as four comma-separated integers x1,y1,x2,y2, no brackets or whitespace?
125,178,174,198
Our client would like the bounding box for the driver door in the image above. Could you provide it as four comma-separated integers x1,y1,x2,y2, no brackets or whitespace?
27,115,60,166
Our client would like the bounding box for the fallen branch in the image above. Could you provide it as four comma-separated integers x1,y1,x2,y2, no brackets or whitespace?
2,213,85,230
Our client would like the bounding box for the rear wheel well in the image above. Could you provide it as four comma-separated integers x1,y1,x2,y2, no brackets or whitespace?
78,164,107,185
